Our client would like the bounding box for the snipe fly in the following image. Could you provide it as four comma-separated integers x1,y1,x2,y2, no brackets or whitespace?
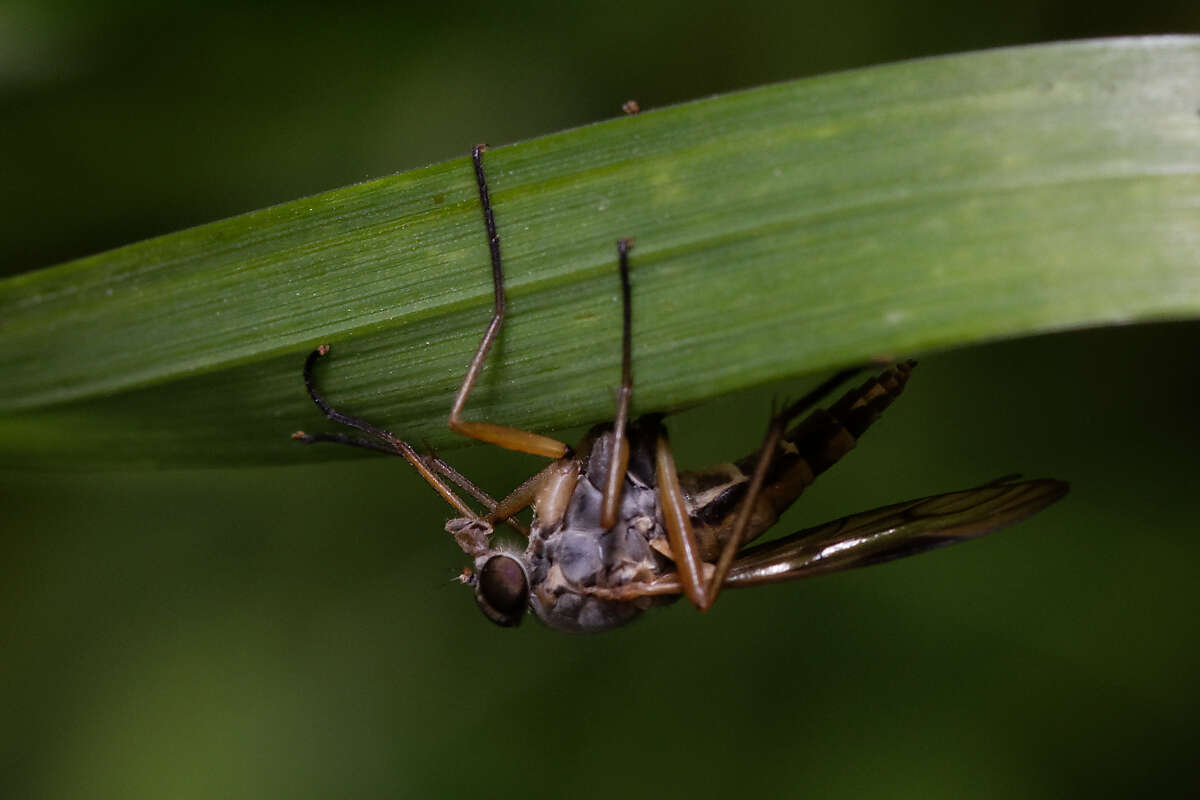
293,145,1068,632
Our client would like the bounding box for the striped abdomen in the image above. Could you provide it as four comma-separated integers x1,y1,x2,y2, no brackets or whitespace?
679,361,916,560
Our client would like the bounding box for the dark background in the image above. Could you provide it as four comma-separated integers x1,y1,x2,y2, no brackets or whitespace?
3,2,1198,798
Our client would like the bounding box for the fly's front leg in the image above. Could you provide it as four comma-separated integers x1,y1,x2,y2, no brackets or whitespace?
421,446,529,536
447,456,577,557
294,344,482,521
487,457,579,526
447,145,570,461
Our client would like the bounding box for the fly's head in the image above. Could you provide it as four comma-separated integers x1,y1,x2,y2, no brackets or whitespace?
446,516,530,628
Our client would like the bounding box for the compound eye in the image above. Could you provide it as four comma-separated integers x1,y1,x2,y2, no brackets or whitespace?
475,555,528,627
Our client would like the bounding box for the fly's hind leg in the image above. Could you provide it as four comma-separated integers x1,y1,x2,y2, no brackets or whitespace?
702,367,865,608
652,368,861,612
447,145,571,461
655,430,711,610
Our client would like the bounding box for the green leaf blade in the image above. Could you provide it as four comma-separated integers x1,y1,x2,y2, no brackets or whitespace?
3,37,1198,467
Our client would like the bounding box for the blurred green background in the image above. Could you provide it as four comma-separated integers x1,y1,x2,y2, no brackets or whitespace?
3,2,1198,798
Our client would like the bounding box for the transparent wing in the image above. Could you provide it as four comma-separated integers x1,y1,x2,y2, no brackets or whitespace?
640,478,1068,595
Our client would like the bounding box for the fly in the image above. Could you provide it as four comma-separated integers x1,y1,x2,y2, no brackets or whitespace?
292,145,1068,633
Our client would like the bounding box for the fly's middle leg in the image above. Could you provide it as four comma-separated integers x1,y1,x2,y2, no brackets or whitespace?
599,238,635,530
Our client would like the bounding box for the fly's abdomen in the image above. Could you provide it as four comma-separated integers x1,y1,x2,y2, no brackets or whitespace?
827,361,915,438
684,361,916,557
780,360,916,475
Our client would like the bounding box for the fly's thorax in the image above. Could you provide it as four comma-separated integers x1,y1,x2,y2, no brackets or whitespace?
524,418,673,633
